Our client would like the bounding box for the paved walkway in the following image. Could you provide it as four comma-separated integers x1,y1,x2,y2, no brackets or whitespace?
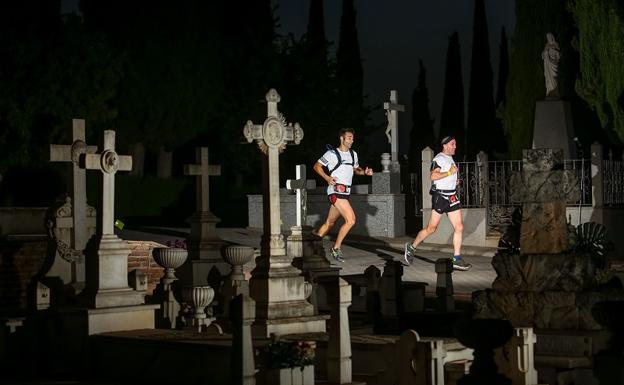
119,227,498,297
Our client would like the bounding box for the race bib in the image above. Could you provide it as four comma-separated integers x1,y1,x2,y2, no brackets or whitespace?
449,194,460,206
334,184,351,194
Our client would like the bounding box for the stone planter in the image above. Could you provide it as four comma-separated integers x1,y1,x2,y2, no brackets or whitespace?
152,247,188,286
266,366,314,385
221,245,254,281
181,285,215,331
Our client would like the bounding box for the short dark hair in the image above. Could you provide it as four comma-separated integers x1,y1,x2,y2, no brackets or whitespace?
339,127,355,137
441,135,455,146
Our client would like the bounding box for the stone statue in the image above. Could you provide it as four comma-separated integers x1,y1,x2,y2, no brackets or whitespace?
541,32,560,97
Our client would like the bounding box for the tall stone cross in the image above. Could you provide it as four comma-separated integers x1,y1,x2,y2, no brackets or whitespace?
510,148,579,254
184,147,221,214
49,118,97,252
243,90,323,338
383,90,405,165
244,88,304,257
286,164,316,227
84,130,133,236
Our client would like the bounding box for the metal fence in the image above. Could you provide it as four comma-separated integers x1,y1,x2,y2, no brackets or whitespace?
604,159,624,206
454,158,593,231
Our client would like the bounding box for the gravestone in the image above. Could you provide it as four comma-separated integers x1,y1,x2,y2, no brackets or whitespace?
70,130,157,334
243,89,327,337
179,146,228,285
510,148,579,254
48,118,97,289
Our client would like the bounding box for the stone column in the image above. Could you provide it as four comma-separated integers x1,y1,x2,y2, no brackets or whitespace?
477,151,489,208
379,260,403,332
230,294,256,385
591,142,604,208
435,258,454,312
326,277,353,384
421,147,434,214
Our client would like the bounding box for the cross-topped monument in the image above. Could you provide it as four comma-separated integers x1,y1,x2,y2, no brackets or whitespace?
49,118,98,286
384,89,405,167
243,89,326,337
179,147,228,284
510,148,580,254
69,129,156,335
80,130,144,308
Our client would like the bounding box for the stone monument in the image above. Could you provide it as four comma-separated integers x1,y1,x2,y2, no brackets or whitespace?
533,32,575,158
48,118,97,289
178,146,228,286
373,90,404,194
243,88,327,337
70,130,157,334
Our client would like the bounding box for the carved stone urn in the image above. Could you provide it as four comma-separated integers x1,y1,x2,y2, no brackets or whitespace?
181,285,215,331
221,245,254,281
152,247,188,287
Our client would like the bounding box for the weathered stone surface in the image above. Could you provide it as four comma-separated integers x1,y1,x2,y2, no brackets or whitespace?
534,291,578,329
510,171,580,203
523,148,563,171
520,202,569,254
473,290,536,327
491,252,598,292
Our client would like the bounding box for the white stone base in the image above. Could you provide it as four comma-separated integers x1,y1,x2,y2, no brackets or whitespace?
63,304,159,335
252,314,329,338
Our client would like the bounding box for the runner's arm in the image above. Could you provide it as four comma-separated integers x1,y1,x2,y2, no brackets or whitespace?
314,161,336,185
430,165,458,181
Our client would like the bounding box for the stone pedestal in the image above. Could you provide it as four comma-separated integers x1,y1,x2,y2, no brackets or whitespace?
372,172,401,194
532,99,575,158
287,225,340,313
79,234,146,308
179,212,229,286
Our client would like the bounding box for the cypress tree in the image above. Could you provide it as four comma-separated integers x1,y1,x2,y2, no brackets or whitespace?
439,31,466,160
569,0,624,143
496,27,509,108
336,0,364,131
466,0,501,159
409,60,436,171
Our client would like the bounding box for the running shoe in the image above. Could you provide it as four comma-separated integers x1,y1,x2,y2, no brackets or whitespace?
452,256,472,271
330,247,345,263
404,243,416,265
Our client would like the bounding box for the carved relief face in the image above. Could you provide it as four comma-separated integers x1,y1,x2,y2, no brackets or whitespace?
101,150,119,173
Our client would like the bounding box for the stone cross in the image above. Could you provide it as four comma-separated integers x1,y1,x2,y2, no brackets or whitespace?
84,130,133,235
243,89,324,338
510,148,579,254
243,88,303,257
184,147,221,214
49,118,97,251
383,90,405,165
286,164,316,227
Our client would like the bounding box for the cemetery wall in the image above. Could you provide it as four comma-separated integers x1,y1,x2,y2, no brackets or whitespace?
0,237,47,309
127,241,165,294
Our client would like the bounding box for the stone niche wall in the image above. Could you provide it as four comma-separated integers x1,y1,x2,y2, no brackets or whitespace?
126,241,165,294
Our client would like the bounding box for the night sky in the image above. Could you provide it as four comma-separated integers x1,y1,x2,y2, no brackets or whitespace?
61,0,515,156
277,0,515,154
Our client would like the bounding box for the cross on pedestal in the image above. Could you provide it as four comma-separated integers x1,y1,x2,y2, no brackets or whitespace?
510,148,580,254
80,130,144,308
179,146,227,283
243,89,326,337
285,164,315,227
244,88,303,258
184,147,221,214
49,119,97,287
383,90,405,165
50,119,97,251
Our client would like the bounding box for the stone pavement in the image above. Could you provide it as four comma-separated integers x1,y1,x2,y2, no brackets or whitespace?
119,227,497,297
